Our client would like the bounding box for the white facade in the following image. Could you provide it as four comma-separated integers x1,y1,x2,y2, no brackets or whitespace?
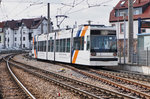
4,18,52,49
110,20,150,40
5,28,15,48
0,29,4,49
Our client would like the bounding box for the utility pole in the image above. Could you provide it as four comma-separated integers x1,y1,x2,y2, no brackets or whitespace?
46,3,51,60
47,3,51,33
123,13,126,64
128,0,134,63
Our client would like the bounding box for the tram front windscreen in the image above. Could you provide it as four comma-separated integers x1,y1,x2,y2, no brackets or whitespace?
91,35,117,52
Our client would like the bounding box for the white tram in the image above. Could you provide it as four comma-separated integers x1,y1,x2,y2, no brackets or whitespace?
32,25,118,66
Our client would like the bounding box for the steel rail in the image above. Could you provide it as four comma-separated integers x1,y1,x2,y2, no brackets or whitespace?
3,56,36,99
9,59,135,99
51,63,150,99
101,69,150,82
22,54,150,98
90,69,150,90
8,61,102,99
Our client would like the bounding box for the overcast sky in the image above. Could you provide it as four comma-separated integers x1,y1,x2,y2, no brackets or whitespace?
0,0,120,28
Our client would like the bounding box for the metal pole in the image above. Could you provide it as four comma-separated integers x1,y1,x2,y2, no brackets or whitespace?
54,32,56,62
119,48,121,63
47,3,51,33
70,29,74,63
123,13,126,64
46,3,50,60
147,47,148,66
128,0,134,63
20,25,23,49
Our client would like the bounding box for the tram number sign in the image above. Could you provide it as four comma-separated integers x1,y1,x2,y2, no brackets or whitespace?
141,21,150,28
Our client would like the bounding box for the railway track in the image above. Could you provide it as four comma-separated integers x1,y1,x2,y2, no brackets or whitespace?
10,57,134,99
88,69,150,93
53,63,150,99
99,68,150,82
22,54,150,98
0,55,35,99
24,53,150,98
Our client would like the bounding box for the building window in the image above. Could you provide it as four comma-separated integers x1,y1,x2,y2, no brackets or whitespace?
14,30,17,34
23,37,25,41
0,36,1,43
141,29,146,33
112,24,116,27
120,23,124,34
0,28,2,32
23,44,25,48
29,32,32,41
8,38,9,42
15,37,17,41
133,7,142,15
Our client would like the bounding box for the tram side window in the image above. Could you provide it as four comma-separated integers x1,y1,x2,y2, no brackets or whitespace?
66,38,70,52
38,41,40,51
60,39,63,52
50,40,54,52
56,40,60,52
48,40,50,52
43,41,46,51
62,39,66,52
81,37,84,50
39,41,44,52
34,42,37,50
40,41,43,51
86,36,90,50
73,37,84,50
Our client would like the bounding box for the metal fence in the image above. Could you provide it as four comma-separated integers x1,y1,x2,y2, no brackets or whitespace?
118,48,150,66
137,47,150,66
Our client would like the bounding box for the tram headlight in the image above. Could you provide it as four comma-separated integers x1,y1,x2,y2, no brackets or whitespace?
91,52,96,56
113,52,117,56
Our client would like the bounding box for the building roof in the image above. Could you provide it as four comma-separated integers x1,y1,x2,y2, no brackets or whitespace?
109,0,150,22
3,17,48,30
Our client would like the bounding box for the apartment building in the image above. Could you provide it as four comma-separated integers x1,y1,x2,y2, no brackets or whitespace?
3,17,53,49
0,22,4,49
109,0,150,53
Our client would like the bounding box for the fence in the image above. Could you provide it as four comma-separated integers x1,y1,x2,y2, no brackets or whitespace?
118,47,150,66
138,47,150,66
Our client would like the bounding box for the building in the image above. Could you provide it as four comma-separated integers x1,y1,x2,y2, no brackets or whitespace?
0,22,4,49
3,17,53,49
109,0,150,54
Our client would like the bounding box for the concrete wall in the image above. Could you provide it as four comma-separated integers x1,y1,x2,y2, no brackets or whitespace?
107,64,150,75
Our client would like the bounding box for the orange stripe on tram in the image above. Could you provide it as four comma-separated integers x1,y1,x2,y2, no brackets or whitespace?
81,26,88,37
34,50,37,58
72,50,79,64
33,37,34,45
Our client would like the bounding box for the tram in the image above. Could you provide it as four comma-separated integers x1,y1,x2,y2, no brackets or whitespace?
32,24,118,66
